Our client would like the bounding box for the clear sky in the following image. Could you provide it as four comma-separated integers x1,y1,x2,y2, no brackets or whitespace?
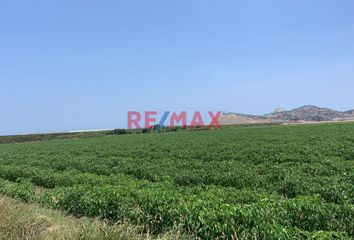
1,0,354,135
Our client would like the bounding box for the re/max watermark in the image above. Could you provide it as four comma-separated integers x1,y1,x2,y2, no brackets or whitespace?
127,111,222,129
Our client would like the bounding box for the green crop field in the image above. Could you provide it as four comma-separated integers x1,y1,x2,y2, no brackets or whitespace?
0,123,353,239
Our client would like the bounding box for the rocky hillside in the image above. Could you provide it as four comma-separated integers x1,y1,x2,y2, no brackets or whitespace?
219,105,354,125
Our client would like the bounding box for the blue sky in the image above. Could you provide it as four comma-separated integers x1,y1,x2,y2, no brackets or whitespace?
1,0,354,135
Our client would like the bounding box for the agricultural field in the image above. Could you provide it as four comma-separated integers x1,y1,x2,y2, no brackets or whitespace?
0,123,353,239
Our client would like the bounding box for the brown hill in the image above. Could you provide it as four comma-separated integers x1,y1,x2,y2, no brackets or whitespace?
220,105,354,125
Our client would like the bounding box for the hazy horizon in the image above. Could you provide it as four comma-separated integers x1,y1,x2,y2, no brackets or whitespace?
1,1,354,135
1,104,354,136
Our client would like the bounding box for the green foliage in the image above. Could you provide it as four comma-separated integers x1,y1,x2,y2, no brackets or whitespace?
0,178,35,202
0,122,353,238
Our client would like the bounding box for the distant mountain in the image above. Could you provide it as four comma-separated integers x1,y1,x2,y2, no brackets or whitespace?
219,105,354,125
345,109,354,114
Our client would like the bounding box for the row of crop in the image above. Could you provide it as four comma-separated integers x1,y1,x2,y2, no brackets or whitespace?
0,161,353,205
0,164,157,189
0,163,282,206
48,186,354,239
1,178,353,239
3,161,354,207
